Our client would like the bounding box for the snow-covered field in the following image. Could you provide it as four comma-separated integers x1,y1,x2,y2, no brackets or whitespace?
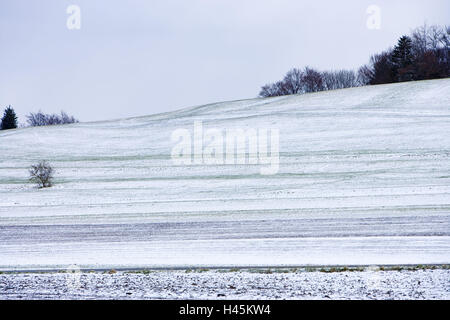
1,268,449,300
1,79,450,271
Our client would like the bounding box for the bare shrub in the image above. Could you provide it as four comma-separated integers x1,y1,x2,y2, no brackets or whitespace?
29,161,54,188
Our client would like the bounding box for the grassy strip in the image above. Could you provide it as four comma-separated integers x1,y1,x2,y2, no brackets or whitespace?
1,264,448,275
121,264,450,275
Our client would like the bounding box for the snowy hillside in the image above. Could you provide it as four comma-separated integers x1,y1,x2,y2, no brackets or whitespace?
1,79,450,270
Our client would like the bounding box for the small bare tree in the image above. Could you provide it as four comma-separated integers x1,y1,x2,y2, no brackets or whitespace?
29,161,54,188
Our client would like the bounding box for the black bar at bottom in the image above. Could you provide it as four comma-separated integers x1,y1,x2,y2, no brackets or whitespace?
0,300,447,319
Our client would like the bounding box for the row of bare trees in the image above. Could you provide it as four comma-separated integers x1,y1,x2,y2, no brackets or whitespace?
260,24,449,98
260,67,360,98
26,111,79,127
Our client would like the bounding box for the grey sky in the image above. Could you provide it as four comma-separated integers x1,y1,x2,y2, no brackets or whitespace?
1,0,449,122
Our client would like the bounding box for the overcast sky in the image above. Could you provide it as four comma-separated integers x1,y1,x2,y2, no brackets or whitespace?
1,0,449,122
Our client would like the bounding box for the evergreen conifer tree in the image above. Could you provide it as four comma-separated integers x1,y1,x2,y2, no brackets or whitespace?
391,36,415,81
0,106,18,130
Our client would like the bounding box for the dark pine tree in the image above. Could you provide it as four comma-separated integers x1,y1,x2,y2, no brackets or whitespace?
1,106,18,130
391,35,415,82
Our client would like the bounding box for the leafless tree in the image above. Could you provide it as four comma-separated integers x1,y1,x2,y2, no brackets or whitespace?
411,23,430,56
411,24,449,54
323,70,359,90
283,68,305,94
410,24,449,79
259,82,281,97
302,67,324,93
259,80,293,97
357,65,373,85
29,161,54,188
338,70,359,88
322,71,338,90
360,50,396,85
428,25,444,50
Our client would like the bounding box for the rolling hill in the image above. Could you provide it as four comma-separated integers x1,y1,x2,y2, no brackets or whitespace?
1,79,449,270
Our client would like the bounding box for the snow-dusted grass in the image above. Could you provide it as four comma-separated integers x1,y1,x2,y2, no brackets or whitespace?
1,268,449,300
0,79,449,270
